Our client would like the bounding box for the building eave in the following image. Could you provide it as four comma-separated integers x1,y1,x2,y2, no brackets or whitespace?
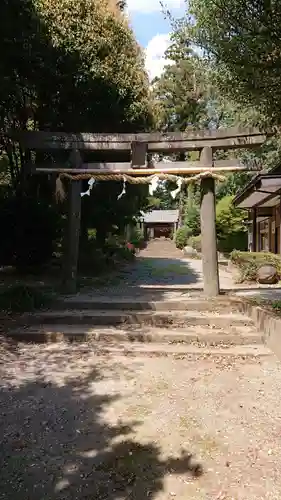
234,174,281,209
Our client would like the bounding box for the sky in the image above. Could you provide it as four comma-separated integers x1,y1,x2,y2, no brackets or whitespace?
126,0,186,80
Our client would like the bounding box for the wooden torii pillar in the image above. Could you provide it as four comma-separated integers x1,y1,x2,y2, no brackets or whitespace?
62,148,83,294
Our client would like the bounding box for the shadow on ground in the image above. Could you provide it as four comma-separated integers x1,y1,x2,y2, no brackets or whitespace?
110,256,201,288
0,349,203,500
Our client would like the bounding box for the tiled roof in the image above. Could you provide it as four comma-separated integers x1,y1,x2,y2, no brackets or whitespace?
142,210,179,224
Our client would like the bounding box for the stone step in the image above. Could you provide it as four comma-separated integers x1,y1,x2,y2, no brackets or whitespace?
55,297,238,313
7,329,269,357
21,309,254,328
8,324,261,345
89,342,271,358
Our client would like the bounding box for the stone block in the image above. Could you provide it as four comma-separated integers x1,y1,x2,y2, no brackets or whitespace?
257,265,279,285
183,246,198,257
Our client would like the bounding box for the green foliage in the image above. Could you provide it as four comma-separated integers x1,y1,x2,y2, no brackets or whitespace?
116,245,136,261
130,227,145,249
217,232,247,254
152,23,208,132
78,244,111,275
216,172,256,201
0,285,52,313
230,251,281,283
147,196,161,209
78,233,136,275
184,204,200,236
33,0,152,132
216,196,247,253
0,196,61,270
216,195,245,232
152,2,281,215
80,182,150,250
149,183,177,210
187,235,201,252
272,301,281,314
189,0,281,128
0,0,151,145
0,0,153,272
174,226,191,249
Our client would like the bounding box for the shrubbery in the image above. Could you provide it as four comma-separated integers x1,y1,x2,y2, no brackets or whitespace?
78,234,136,274
0,0,152,282
184,205,200,236
175,226,191,249
230,251,281,283
216,196,247,253
130,227,145,249
0,285,53,313
187,235,202,252
0,196,61,271
175,196,247,256
217,232,248,254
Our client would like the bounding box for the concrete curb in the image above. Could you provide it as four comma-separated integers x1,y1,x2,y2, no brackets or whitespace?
232,298,281,360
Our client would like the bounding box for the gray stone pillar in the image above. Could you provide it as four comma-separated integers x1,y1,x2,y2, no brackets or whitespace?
200,147,220,296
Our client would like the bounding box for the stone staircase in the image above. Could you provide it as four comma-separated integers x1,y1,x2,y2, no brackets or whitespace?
8,292,271,358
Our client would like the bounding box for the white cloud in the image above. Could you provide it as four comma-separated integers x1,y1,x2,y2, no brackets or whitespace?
145,33,172,80
127,0,184,13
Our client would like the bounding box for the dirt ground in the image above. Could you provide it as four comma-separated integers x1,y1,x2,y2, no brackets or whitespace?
1,341,281,500
1,240,281,498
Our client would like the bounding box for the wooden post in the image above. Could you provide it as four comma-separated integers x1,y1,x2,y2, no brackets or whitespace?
62,149,82,294
200,146,220,296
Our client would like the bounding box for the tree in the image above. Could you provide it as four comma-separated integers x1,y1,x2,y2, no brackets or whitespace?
150,21,210,235
182,184,200,235
189,0,281,128
152,28,208,132
216,195,247,253
151,1,281,257
0,0,152,184
151,183,178,210
0,0,154,268
184,204,200,236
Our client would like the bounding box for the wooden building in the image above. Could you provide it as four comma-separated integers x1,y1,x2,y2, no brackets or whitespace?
233,167,281,254
142,210,179,240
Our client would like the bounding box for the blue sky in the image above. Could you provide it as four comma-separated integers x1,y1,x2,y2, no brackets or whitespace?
126,0,186,80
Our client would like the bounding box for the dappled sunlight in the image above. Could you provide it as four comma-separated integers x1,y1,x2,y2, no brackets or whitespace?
107,240,203,289
0,343,203,500
130,256,201,285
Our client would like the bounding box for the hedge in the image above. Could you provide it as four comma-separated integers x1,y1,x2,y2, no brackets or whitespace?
175,226,191,249
0,285,53,313
230,251,281,283
187,235,202,252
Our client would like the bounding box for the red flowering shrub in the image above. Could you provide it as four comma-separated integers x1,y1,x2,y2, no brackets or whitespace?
126,242,135,253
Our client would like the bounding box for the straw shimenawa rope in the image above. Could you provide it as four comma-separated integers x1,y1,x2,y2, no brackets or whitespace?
55,171,226,202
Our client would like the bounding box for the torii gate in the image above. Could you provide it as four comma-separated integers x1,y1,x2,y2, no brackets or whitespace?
13,127,268,295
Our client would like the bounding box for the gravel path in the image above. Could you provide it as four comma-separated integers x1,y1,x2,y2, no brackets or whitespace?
0,341,281,499
79,240,234,295
119,242,203,287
